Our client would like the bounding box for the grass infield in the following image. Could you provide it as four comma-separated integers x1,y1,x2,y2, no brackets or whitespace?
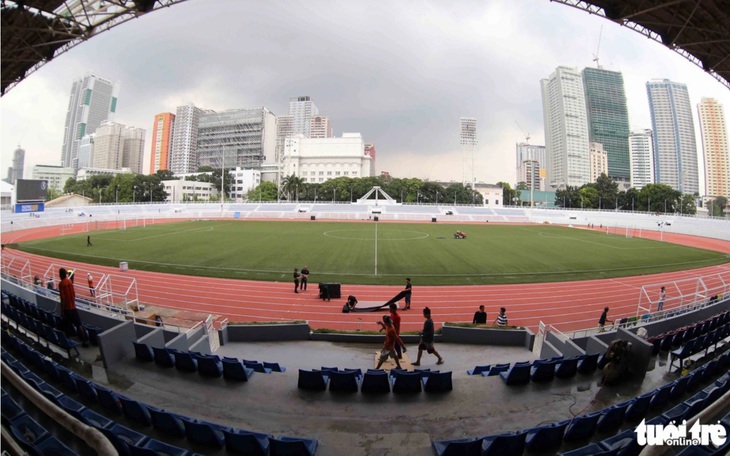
11,220,729,285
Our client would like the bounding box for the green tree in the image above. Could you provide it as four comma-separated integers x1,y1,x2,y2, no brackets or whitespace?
708,196,727,217
578,186,599,209
246,181,278,201
281,174,305,201
594,173,620,210
679,194,697,215
554,185,580,208
638,184,681,212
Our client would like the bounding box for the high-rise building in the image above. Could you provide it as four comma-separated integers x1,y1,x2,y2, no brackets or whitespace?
150,112,175,174
515,143,546,190
122,126,145,175
646,79,699,194
459,117,478,187
589,142,608,182
629,129,654,190
541,66,591,188
697,98,729,197
61,72,120,169
582,67,631,184
171,103,208,175
289,96,318,137
197,108,277,170
88,121,144,173
77,135,95,169
310,115,333,139
91,121,124,170
5,145,25,184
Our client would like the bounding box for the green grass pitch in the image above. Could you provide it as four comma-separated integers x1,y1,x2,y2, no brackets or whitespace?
13,221,729,285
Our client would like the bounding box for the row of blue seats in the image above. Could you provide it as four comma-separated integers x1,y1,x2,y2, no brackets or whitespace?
432,353,730,456
669,322,730,370
649,310,730,354
4,291,103,343
498,353,603,386
298,367,453,393
468,352,601,381
2,331,319,455
562,364,730,456
3,304,82,357
133,341,285,380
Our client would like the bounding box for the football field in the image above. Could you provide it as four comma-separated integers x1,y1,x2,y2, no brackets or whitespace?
11,220,729,285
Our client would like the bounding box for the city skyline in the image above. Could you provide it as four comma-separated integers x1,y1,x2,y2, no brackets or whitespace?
1,0,729,193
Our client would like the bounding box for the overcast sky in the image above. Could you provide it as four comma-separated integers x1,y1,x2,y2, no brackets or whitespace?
1,0,729,190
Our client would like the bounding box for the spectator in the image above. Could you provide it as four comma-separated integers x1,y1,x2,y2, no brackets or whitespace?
300,266,310,291
473,305,487,324
293,268,300,293
375,315,405,369
494,307,508,326
598,307,613,333
59,268,88,347
412,307,444,366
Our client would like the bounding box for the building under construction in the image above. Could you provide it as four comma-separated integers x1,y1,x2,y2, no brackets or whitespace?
197,108,277,171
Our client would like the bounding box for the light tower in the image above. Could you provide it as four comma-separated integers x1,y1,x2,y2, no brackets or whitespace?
460,117,477,188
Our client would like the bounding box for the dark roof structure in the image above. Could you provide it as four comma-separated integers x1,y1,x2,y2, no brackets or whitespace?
2,0,729,96
555,0,730,89
1,0,187,95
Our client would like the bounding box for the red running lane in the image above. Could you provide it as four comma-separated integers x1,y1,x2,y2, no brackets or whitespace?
3,224,730,333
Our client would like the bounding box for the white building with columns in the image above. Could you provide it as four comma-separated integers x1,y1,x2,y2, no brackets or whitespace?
282,133,373,183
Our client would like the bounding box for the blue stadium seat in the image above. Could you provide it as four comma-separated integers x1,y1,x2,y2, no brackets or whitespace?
223,428,273,455
499,363,531,386
245,360,273,373
97,423,148,456
269,435,318,456
328,370,360,393
595,401,630,434
183,418,227,448
530,360,556,382
120,395,152,426
73,374,99,402
524,421,568,453
361,371,391,394
669,375,691,401
559,442,619,455
222,358,254,381
130,438,190,456
482,363,510,377
555,356,579,378
95,385,123,416
432,437,483,456
576,353,598,375
467,364,490,375
152,346,175,368
481,430,527,456
298,369,328,391
424,371,453,392
392,371,423,393
149,407,186,437
624,392,653,422
34,434,76,455
263,361,286,372
196,354,223,377
174,351,198,372
79,408,114,430
133,342,154,362
562,411,600,443
649,384,672,410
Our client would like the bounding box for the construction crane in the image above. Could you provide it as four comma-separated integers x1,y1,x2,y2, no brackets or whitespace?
593,25,603,69
515,121,530,144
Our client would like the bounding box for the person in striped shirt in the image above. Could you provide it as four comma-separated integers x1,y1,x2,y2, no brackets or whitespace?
494,307,508,326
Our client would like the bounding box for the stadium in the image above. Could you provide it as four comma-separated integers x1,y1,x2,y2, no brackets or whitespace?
2,200,730,455
2,0,730,455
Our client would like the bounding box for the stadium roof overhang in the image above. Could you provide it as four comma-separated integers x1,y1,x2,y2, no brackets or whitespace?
2,0,729,96
0,0,188,95
554,0,730,90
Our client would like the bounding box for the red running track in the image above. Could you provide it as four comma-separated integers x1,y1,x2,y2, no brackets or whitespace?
3,223,730,334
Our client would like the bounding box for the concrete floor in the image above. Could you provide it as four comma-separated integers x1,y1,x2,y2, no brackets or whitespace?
66,338,694,456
